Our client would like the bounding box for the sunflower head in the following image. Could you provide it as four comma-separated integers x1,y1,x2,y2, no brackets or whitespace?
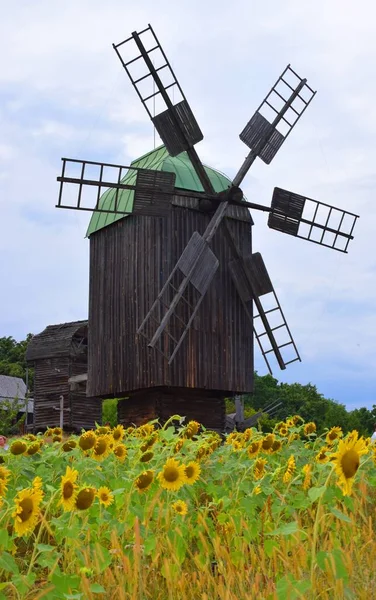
271,439,282,453
158,458,187,491
92,436,110,461
253,458,267,481
96,426,110,436
316,446,330,464
140,451,154,463
12,487,43,536
283,455,296,483
185,420,200,439
330,434,368,495
135,470,154,493
304,422,317,437
10,440,27,456
52,435,62,443
97,486,114,507
173,439,184,453
326,427,343,445
185,461,201,485
62,439,77,452
79,431,97,451
75,487,96,510
135,423,155,438
0,465,11,484
302,464,312,490
171,500,188,515
113,444,127,461
26,442,40,456
53,427,62,436
24,434,37,442
112,424,125,442
242,428,254,442
140,432,159,452
247,440,261,458
261,434,275,453
196,444,209,460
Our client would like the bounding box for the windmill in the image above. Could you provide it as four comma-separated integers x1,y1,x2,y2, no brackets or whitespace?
56,24,359,430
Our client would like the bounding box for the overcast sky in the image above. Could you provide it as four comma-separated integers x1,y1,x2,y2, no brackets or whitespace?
1,0,375,411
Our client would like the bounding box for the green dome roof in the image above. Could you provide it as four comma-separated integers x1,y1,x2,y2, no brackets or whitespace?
86,146,232,236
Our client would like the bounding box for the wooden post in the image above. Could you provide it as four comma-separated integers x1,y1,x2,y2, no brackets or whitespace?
235,395,244,425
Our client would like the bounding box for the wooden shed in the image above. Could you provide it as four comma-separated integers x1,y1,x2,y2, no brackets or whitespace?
86,147,253,431
26,320,101,431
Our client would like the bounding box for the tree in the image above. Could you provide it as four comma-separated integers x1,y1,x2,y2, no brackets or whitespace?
0,334,34,392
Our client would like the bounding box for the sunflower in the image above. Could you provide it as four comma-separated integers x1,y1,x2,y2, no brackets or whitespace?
52,435,62,443
196,444,209,460
112,424,125,442
271,439,282,453
247,440,261,458
97,486,114,507
232,440,243,452
140,451,154,463
62,439,77,452
53,427,63,436
261,434,275,453
286,415,302,427
279,426,288,437
60,466,79,511
79,431,97,451
24,434,38,442
316,446,330,464
253,485,262,495
304,422,316,436
92,436,110,461
302,464,312,491
13,487,43,536
10,440,27,455
75,487,96,510
185,420,200,439
326,426,343,445
184,461,201,485
32,476,43,491
171,500,188,515
330,433,368,496
0,466,11,485
283,455,296,483
174,439,184,453
158,458,187,491
26,442,40,456
96,426,110,436
44,428,54,437
253,458,267,481
242,428,254,442
135,423,155,438
113,444,127,462
226,432,242,446
135,470,154,493
140,433,159,452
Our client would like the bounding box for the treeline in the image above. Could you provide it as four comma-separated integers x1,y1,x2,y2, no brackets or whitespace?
1,336,375,436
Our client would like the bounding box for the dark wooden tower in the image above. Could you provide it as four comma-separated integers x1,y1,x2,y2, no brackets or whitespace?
26,321,101,431
56,25,358,430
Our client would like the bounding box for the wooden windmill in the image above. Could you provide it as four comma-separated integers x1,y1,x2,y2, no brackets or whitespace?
56,25,359,430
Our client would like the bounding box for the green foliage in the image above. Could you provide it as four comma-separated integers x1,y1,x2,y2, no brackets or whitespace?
102,399,119,427
0,397,26,436
0,334,34,392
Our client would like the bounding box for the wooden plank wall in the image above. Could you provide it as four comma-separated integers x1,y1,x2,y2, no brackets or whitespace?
88,206,254,399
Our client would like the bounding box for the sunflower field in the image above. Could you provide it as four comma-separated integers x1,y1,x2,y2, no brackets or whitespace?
0,417,376,599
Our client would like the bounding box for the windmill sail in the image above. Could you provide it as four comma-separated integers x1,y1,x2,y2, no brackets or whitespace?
113,25,214,195
228,252,301,374
268,187,359,253
233,65,316,186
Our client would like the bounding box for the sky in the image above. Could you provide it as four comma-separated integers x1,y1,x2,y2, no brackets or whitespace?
0,0,375,411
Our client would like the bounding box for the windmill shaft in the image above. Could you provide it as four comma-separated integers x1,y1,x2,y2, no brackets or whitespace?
186,147,215,195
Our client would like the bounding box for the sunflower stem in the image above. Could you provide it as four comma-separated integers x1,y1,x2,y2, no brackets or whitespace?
309,466,334,593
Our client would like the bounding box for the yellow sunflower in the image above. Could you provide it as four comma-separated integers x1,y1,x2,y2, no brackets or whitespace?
97,486,114,507
112,424,125,442
196,444,209,460
13,487,43,536
75,487,96,510
96,426,110,436
135,470,154,493
0,479,8,496
171,500,188,515
0,466,11,485
26,442,40,456
330,433,368,495
53,427,62,436
185,420,200,439
253,458,267,481
174,439,184,454
242,428,254,442
135,423,155,438
326,426,343,445
261,434,275,453
253,485,262,495
271,439,282,453
60,466,79,511
158,458,187,491
10,440,27,455
286,415,302,427
279,426,288,437
140,451,154,463
62,439,77,452
232,440,243,452
32,476,43,491
184,461,201,485
52,435,62,443
247,440,261,458
92,436,110,461
79,431,97,451
283,455,296,483
140,432,159,452
302,464,312,491
113,444,127,461
316,446,330,464
303,422,316,436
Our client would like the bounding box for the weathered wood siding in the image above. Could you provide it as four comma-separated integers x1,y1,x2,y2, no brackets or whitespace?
88,205,253,398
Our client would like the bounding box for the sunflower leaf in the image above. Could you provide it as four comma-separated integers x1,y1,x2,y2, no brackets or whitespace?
308,485,326,503
330,508,352,524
